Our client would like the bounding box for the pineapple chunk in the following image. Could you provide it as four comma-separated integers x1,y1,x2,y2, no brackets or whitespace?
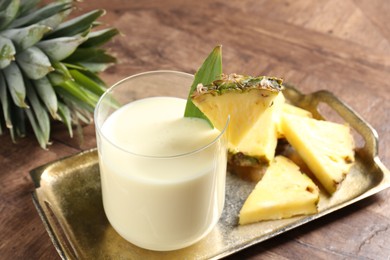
229,92,285,162
282,103,313,118
191,74,282,146
281,113,355,194
239,156,319,225
277,103,313,138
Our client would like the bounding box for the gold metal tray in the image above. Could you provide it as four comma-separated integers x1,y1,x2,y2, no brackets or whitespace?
30,86,390,259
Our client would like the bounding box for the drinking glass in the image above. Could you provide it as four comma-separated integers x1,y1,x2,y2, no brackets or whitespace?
94,71,229,251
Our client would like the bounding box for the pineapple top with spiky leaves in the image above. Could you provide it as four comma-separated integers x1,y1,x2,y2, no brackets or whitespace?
0,0,118,149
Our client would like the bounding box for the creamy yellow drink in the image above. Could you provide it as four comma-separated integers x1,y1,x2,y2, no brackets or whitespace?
98,97,227,251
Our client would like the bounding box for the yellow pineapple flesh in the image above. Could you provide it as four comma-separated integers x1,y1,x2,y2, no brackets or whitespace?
191,74,282,146
229,92,285,162
280,113,355,194
239,156,319,225
282,103,313,118
277,103,313,138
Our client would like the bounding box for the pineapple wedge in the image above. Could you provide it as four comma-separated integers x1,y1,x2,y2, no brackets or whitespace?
239,156,319,225
281,113,355,194
229,92,285,163
277,103,313,138
282,103,313,118
191,74,283,146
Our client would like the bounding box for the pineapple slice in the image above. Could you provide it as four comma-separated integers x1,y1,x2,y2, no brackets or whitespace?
281,113,355,194
229,92,285,163
239,156,319,225
191,74,282,146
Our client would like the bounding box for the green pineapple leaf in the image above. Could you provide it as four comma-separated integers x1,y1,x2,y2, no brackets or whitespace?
16,46,53,79
0,0,117,148
64,48,116,63
55,89,93,116
62,62,88,71
73,67,107,86
17,0,41,17
1,24,52,51
69,69,106,96
0,0,13,11
10,104,26,140
0,71,12,128
74,107,93,124
76,61,113,73
25,107,47,148
46,9,105,39
0,36,16,69
3,62,28,108
37,33,88,61
0,0,20,30
80,28,120,48
53,80,97,109
10,1,71,28
26,79,50,145
64,48,116,73
184,45,222,125
37,7,72,30
33,76,58,119
51,61,73,81
57,100,72,137
13,99,26,137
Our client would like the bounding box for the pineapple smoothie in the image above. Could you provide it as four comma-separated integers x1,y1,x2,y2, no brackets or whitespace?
97,96,227,251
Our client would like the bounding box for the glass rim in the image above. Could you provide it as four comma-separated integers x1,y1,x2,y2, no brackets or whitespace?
94,70,230,159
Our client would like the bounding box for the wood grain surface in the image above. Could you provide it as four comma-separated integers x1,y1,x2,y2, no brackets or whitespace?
1,0,390,259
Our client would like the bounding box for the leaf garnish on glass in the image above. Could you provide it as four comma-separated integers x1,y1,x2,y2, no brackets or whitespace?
184,45,222,126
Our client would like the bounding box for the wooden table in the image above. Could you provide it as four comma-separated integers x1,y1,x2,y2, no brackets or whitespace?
1,0,390,259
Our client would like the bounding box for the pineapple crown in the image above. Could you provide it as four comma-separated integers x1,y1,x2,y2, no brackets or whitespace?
0,0,118,149
194,73,284,96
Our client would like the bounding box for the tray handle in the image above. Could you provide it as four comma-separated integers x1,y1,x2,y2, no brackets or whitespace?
283,84,379,160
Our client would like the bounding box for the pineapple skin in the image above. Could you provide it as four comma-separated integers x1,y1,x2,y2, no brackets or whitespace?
227,157,268,182
239,156,319,225
281,113,355,194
